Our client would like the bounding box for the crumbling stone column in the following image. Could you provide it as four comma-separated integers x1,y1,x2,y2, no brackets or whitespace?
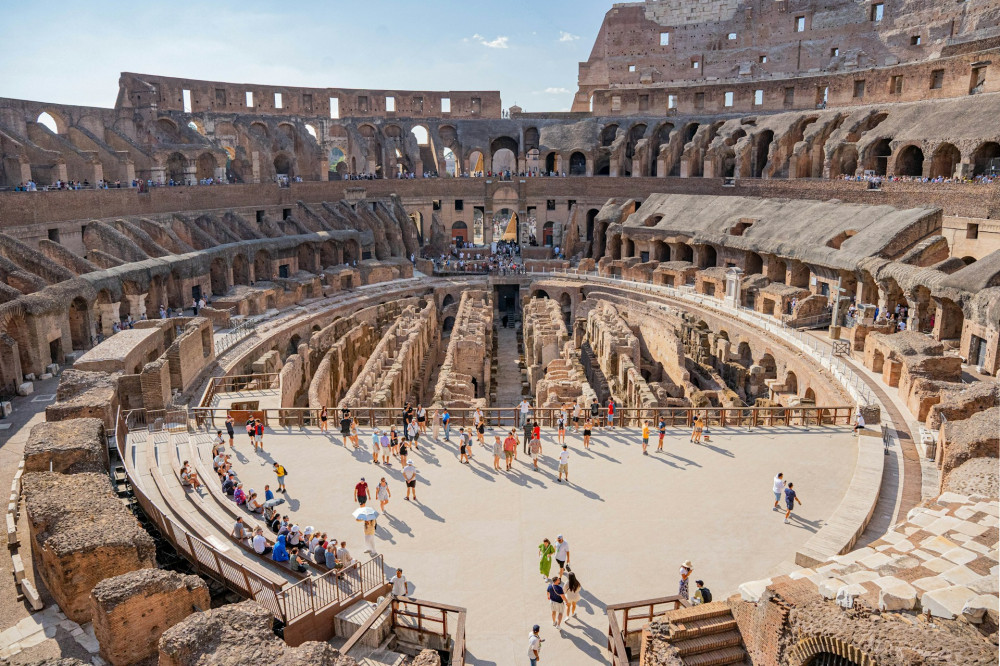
22,472,156,623
91,569,209,666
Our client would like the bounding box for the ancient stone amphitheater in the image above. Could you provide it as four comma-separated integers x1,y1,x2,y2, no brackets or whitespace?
0,1,998,665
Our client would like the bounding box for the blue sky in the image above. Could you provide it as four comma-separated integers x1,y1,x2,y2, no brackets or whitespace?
0,1,612,111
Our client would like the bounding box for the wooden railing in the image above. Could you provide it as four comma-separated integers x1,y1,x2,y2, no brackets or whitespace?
192,404,853,431
340,595,468,665
606,595,690,665
116,407,386,628
201,372,280,408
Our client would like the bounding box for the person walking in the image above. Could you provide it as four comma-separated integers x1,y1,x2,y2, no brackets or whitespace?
319,405,328,433
389,568,409,596
441,407,451,441
503,430,517,471
225,414,235,448
417,404,427,434
557,445,569,483
529,433,542,470
458,427,470,464
354,477,370,506
527,625,542,666
589,398,600,428
582,418,592,449
556,413,566,445
772,472,786,510
361,518,378,555
607,399,615,429
377,477,391,513
272,462,287,493
340,412,353,448
403,461,417,501
679,560,693,600
371,429,381,463
518,398,531,428
572,402,581,433
554,535,570,576
641,420,650,455
255,418,265,450
547,577,567,628
564,572,582,618
784,482,802,524
380,430,391,465
538,538,555,580
350,417,360,450
690,416,704,444
522,420,533,455
657,416,666,452
492,435,503,471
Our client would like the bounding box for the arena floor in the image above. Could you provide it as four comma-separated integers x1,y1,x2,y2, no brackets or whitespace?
222,423,857,665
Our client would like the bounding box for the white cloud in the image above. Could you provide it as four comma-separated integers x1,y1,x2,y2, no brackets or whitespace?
559,31,580,42
469,33,509,49
543,87,571,94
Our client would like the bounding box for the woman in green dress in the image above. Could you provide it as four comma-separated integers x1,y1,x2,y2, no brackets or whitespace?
538,538,556,579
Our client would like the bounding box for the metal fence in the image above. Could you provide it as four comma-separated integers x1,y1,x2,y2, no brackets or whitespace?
215,316,260,355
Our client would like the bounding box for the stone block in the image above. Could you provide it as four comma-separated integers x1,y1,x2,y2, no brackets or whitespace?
912,576,950,594
46,363,60,376
836,582,867,608
962,594,999,624
920,535,958,554
11,552,24,583
738,577,771,602
21,578,44,611
941,547,978,566
17,382,33,396
24,419,109,475
941,564,982,586
91,569,209,666
874,577,917,611
920,584,976,619
818,577,845,600
7,513,17,545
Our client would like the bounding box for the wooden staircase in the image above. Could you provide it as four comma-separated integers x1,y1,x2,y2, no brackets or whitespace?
660,602,748,666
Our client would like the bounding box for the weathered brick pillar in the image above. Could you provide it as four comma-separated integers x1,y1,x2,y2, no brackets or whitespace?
91,569,209,666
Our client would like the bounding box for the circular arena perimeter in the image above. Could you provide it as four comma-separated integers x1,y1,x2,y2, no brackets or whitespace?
217,420,857,664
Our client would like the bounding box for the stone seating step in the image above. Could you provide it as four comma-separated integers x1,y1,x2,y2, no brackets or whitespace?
663,600,732,623
671,615,738,641
682,645,747,666
674,629,743,656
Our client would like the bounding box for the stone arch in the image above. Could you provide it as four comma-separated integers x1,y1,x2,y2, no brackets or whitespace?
254,249,272,281
344,239,360,264
675,244,693,263
600,124,619,147
232,253,250,285
287,334,302,359
36,110,65,134
804,387,816,403
934,296,964,341
273,152,294,178
698,245,718,269
929,143,960,179
544,152,557,174
320,241,339,267
569,151,587,176
442,316,455,333
971,141,1000,176
195,152,217,180
165,151,187,183
210,257,228,295
491,148,516,173
829,144,858,178
586,209,599,242
559,292,573,327
758,352,777,380
523,127,540,151
248,121,269,139
543,221,555,246
784,370,799,394
532,289,550,300
786,635,874,666
737,341,753,367
163,273,182,309
752,130,774,178
864,138,892,176
746,252,764,275
882,276,905,312
68,296,92,351
623,123,647,176
451,221,468,243
297,244,316,273
466,149,485,175
653,241,670,261
1,308,33,379
893,144,924,177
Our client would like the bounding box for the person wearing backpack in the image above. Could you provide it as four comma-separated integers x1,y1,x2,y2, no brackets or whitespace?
693,580,712,605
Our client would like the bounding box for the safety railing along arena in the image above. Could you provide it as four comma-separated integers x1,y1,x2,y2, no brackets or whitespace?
191,404,853,431
116,407,386,626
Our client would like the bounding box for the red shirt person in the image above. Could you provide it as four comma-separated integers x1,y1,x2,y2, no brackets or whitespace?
354,478,370,505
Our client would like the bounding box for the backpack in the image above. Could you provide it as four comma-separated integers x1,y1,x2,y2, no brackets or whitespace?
701,587,712,603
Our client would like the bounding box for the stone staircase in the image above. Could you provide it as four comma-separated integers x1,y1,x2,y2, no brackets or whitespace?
579,341,611,404
405,344,436,406
659,602,748,666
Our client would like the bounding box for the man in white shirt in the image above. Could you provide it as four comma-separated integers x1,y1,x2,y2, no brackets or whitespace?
252,527,271,556
337,541,352,567
853,411,866,435
557,445,570,483
555,535,570,577
527,625,541,665
772,473,786,511
389,568,409,596
518,399,531,427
